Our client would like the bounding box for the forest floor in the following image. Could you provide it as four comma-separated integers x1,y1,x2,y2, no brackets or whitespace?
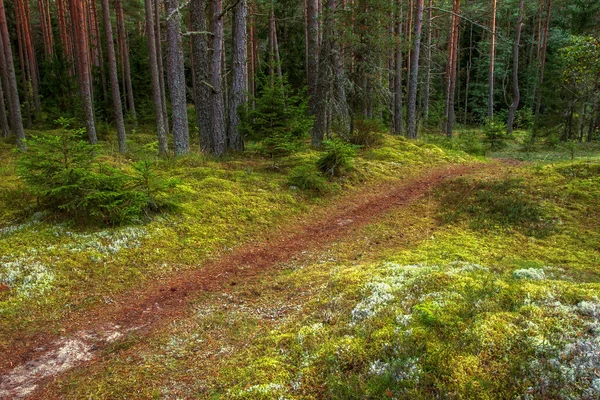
1,132,600,399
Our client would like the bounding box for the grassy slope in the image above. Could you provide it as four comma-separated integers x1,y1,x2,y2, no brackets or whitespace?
46,158,600,397
0,133,471,355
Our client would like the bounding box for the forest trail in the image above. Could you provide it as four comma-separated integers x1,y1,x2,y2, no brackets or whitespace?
0,161,497,399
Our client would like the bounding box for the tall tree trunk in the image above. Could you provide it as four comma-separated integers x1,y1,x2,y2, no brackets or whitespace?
393,0,403,135
311,0,348,147
273,12,282,80
15,4,32,127
0,74,8,137
0,0,25,149
190,0,212,152
144,0,168,155
57,0,74,71
211,0,226,155
534,0,551,118
422,0,432,123
306,0,319,114
101,0,127,153
89,0,108,107
507,0,524,133
248,3,256,107
444,0,459,137
488,0,497,119
38,0,53,58
115,0,137,125
166,0,190,156
406,0,424,139
227,0,247,151
70,0,97,144
155,0,169,134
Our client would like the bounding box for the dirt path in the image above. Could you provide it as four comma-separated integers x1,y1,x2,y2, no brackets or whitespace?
0,162,493,399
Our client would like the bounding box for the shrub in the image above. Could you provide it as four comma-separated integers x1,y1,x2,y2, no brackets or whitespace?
317,140,358,178
348,119,385,148
17,126,177,225
240,75,313,142
483,119,508,151
287,164,329,194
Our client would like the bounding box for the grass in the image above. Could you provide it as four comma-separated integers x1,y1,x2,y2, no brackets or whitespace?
0,131,473,355
3,129,600,399
44,159,600,399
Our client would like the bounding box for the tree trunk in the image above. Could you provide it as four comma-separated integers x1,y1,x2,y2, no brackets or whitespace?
393,0,403,135
57,0,74,72
115,0,137,125
155,0,169,134
165,0,190,156
15,3,32,127
406,0,424,139
507,0,524,134
38,0,53,58
307,0,319,114
0,0,25,149
227,0,247,152
144,0,168,155
70,0,97,144
422,0,432,123
101,0,127,153
444,0,459,137
0,74,8,137
191,0,212,152
534,0,551,119
488,0,497,119
311,0,348,147
211,0,226,155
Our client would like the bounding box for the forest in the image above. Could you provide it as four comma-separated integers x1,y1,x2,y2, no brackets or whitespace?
0,0,599,398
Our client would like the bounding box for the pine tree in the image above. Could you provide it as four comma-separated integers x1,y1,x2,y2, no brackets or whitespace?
101,0,127,153
227,0,248,152
0,0,25,149
144,0,168,155
165,0,190,155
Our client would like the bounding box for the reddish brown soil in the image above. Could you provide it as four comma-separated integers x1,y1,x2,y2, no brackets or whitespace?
1,162,493,399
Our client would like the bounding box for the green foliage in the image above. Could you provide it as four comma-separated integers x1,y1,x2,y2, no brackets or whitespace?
317,140,358,178
483,119,508,151
240,75,313,143
16,123,177,225
437,177,554,237
348,119,385,148
287,164,329,194
258,130,304,162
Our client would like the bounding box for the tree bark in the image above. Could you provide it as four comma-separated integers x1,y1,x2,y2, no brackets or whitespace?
406,0,424,139
307,0,319,114
115,0,137,125
155,0,169,134
534,0,551,119
311,0,348,147
0,74,8,137
190,0,212,152
227,0,247,152
210,0,226,155
144,0,168,155
101,0,127,153
444,0,460,137
507,0,524,134
422,0,432,123
70,0,97,144
0,0,25,149
166,0,190,156
393,0,403,135
488,0,497,119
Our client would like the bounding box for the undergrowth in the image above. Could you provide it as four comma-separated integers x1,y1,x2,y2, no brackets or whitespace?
48,160,600,399
0,131,471,356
